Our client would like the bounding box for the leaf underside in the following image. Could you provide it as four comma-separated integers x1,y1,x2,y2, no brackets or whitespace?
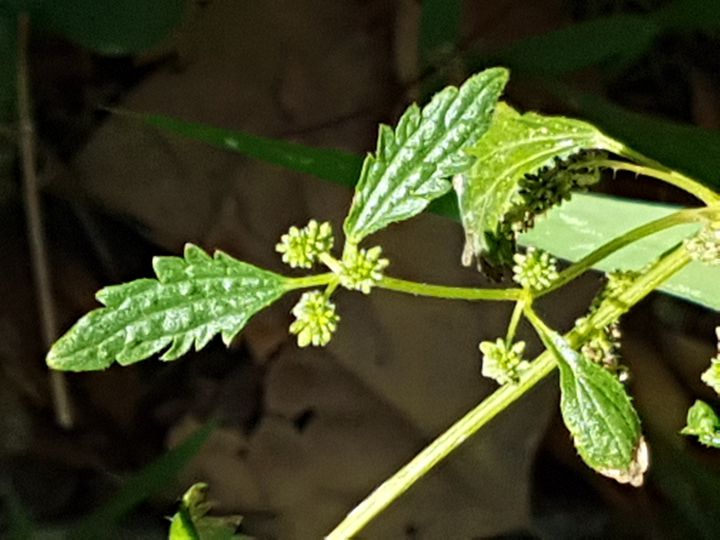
47,244,286,371
456,101,621,269
546,330,643,475
343,67,509,243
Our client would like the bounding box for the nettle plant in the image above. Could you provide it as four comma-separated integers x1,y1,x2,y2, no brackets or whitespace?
47,68,720,538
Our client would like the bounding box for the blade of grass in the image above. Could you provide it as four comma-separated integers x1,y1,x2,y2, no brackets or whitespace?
109,108,363,186
68,419,217,539
419,0,462,67
545,84,720,189
0,482,35,540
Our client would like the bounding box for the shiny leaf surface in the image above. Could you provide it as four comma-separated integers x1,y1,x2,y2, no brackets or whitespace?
343,67,508,243
47,244,286,371
456,102,622,268
538,326,646,485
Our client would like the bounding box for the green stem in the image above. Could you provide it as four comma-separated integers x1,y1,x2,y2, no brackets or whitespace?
285,273,335,291
377,276,523,301
536,208,699,298
319,252,343,274
325,351,556,540
585,157,720,206
326,244,691,540
505,298,527,343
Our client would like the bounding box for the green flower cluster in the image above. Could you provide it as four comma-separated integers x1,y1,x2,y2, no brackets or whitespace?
512,247,558,292
685,224,720,266
513,151,603,233
289,290,340,347
580,323,629,382
701,327,720,395
276,220,334,268
479,338,529,385
339,245,389,294
575,271,637,381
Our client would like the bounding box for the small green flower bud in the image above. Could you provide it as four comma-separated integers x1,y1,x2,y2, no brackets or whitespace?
276,220,334,268
339,245,389,294
685,224,720,266
512,247,559,291
578,320,629,382
289,290,340,347
479,338,529,385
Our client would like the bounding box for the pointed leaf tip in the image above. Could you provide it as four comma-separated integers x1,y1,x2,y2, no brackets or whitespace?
343,67,508,242
47,248,287,371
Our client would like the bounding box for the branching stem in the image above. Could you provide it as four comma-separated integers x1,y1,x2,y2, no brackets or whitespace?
326,244,691,540
537,207,701,297
577,157,720,205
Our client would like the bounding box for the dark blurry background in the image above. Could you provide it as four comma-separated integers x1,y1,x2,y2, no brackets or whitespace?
1,1,720,538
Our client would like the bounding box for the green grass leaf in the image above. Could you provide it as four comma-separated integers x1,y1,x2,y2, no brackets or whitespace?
69,420,216,539
47,244,287,371
521,193,720,311
548,86,720,188
129,109,364,186
35,0,187,55
457,102,622,267
474,0,720,77
536,324,646,486
343,67,508,243
484,14,659,77
419,0,462,67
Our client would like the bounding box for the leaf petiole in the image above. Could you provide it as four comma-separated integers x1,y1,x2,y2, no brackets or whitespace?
573,157,720,205
284,272,335,291
536,207,701,298
377,276,523,301
505,298,528,343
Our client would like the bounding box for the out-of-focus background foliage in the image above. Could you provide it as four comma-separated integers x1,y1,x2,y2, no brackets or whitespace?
1,1,720,538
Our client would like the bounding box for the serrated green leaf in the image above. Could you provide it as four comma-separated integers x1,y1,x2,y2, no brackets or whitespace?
537,325,646,486
456,102,623,268
169,483,245,540
343,67,508,243
681,400,720,448
47,244,287,371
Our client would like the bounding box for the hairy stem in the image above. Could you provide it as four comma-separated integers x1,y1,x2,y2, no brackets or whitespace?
505,298,527,343
326,244,691,539
584,156,720,205
537,207,700,297
18,14,73,429
285,272,335,290
377,276,523,301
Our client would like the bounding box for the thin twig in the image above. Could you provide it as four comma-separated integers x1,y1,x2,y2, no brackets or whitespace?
17,14,73,428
